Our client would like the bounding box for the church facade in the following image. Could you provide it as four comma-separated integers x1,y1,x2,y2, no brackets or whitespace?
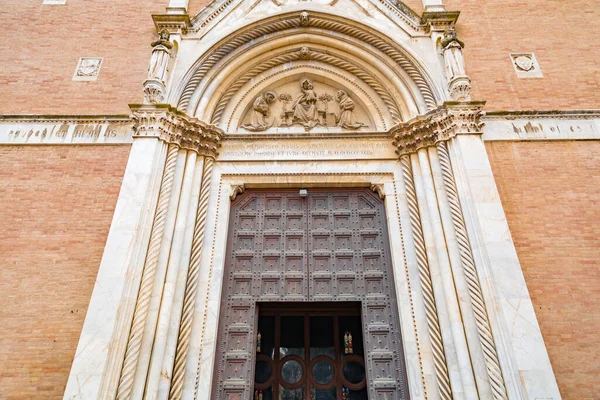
1,1,598,399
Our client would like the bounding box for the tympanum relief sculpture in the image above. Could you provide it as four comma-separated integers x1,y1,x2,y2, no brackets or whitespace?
240,78,367,132
241,91,277,132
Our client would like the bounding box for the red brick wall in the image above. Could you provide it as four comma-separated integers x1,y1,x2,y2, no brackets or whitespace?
0,145,130,399
445,0,600,111
188,0,218,19
486,140,600,400
0,0,167,115
3,1,597,114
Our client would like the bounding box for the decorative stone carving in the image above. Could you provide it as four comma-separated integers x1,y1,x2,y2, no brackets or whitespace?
299,46,311,60
370,183,385,199
299,11,310,26
241,91,277,131
510,52,543,78
390,101,485,155
441,26,471,101
292,79,320,130
229,184,245,201
130,104,223,156
143,30,174,104
73,57,103,81
240,79,368,132
335,90,364,129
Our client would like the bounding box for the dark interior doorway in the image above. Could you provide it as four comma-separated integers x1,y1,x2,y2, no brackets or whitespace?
253,302,367,400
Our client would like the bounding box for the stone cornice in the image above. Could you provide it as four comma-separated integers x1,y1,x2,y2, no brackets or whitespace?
421,10,460,32
390,101,485,156
129,104,224,157
152,13,191,35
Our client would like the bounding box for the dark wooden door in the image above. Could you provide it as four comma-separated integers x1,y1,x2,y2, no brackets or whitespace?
214,190,409,400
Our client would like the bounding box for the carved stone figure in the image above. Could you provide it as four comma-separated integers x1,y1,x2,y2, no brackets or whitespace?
299,11,310,26
148,29,173,83
299,46,311,60
335,90,364,129
440,26,466,80
441,26,471,101
292,79,320,130
242,91,277,131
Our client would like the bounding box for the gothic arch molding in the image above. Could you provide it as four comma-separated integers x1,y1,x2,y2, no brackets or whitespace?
188,33,425,130
172,11,443,119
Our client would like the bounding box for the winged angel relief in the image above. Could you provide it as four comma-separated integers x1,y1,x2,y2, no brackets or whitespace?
241,79,366,132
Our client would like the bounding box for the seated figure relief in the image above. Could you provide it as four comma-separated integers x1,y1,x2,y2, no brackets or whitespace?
292,78,320,130
240,79,367,132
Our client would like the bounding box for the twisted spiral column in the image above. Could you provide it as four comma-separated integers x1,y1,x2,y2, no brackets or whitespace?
169,157,215,400
400,155,453,400
116,143,180,400
436,141,508,399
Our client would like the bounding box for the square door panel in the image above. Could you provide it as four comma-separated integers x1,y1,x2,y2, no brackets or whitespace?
313,256,330,272
265,216,281,231
285,256,304,273
264,235,281,252
234,256,254,272
263,256,280,272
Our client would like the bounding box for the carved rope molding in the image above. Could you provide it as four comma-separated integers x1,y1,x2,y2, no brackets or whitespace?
393,101,509,398
130,104,224,157
210,47,403,125
117,143,180,400
400,155,452,400
436,141,508,399
177,12,437,111
170,157,215,400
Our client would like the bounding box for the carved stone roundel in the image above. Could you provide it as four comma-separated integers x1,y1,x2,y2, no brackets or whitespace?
514,55,534,71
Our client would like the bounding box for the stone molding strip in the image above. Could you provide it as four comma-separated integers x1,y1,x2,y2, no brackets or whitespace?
116,144,180,400
130,104,224,157
436,141,508,399
176,12,438,111
170,157,215,400
482,109,600,141
0,115,132,145
400,155,452,400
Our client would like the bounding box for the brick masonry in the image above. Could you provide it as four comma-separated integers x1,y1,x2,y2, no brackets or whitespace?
0,145,131,399
4,1,598,114
487,140,600,400
445,0,600,111
0,0,168,115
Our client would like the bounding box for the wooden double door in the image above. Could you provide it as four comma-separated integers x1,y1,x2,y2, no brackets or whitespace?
214,189,409,400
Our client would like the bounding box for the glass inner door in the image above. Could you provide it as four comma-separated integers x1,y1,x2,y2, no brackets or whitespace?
253,303,367,400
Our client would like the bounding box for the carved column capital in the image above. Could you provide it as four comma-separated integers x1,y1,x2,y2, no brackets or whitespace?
390,101,486,156
130,104,224,157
